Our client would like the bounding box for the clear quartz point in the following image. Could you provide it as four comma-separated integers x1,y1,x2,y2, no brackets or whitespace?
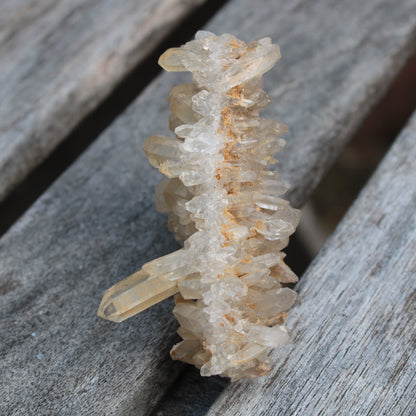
98,270,178,322
98,31,301,380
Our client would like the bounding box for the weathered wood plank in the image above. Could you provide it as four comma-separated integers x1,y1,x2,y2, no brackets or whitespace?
1,0,416,414
0,0,206,202
207,112,416,415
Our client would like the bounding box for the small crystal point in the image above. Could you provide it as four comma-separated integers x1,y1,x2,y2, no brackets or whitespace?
98,270,178,322
158,48,188,72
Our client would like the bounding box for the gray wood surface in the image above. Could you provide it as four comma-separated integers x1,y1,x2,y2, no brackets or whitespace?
1,0,416,414
207,109,416,416
0,0,206,202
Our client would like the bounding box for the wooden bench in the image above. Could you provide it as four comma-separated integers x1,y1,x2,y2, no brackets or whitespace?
1,0,415,414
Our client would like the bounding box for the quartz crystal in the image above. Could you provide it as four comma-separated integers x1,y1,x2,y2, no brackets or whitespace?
98,31,301,380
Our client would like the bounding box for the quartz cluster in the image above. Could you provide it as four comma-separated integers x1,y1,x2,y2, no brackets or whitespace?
98,31,301,380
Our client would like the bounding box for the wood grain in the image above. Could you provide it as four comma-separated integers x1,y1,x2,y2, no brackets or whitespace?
1,0,416,414
207,110,416,416
0,0,206,202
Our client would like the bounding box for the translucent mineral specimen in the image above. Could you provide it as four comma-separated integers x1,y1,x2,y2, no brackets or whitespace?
98,31,301,380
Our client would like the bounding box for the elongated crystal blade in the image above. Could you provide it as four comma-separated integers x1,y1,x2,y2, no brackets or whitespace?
98,270,178,322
